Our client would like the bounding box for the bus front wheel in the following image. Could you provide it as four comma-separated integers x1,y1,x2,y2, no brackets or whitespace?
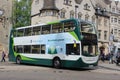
16,56,21,64
53,58,61,69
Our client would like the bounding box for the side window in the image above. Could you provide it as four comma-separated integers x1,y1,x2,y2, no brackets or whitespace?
32,26,41,35
31,45,40,54
24,45,31,53
13,30,17,37
14,45,24,53
41,45,45,54
52,23,63,33
17,29,24,37
41,25,51,34
66,44,80,55
24,28,32,36
64,21,75,32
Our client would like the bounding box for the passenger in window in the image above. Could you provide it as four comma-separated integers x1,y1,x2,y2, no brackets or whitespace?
73,44,79,55
88,45,93,54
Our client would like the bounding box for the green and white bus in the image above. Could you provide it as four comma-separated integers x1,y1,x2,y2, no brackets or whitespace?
9,19,99,68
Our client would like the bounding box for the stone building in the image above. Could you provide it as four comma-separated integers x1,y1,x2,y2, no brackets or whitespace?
31,0,95,24
110,0,120,42
109,0,120,54
0,0,12,53
0,0,119,55
31,0,113,54
93,0,111,55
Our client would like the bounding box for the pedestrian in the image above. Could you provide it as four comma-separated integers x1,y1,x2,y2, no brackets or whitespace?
116,52,120,65
109,53,113,64
100,52,105,62
1,51,6,62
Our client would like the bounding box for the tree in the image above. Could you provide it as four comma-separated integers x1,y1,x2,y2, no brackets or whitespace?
12,0,32,28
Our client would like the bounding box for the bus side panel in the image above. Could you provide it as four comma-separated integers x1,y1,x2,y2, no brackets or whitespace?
61,58,98,68
20,58,53,66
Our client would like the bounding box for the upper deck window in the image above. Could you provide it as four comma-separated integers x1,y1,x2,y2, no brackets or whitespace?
24,28,32,36
41,25,51,34
81,22,95,34
32,26,41,35
64,21,75,32
17,29,24,37
52,23,63,33
13,20,77,37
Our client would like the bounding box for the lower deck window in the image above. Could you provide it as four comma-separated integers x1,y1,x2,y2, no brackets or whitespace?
41,45,45,54
14,45,24,53
24,45,31,53
14,45,45,54
31,45,40,53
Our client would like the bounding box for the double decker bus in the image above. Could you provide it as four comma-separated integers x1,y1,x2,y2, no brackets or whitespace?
9,19,99,68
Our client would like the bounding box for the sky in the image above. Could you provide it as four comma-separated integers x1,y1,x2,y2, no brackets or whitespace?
115,0,120,1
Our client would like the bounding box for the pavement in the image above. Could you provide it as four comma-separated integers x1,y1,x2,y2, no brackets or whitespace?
98,61,120,71
0,58,120,74
90,61,120,75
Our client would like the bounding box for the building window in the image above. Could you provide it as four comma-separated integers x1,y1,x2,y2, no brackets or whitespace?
35,0,39,5
119,30,120,36
111,17,114,23
119,9,120,14
41,10,57,17
78,12,82,19
98,30,101,39
84,3,90,11
114,18,117,23
85,14,89,21
61,12,65,18
46,11,52,16
60,8,66,18
118,19,120,24
104,31,107,40
52,11,57,16
114,29,117,35
70,10,74,18
112,7,115,12
98,18,102,26
104,18,107,26
64,0,72,6
92,15,96,23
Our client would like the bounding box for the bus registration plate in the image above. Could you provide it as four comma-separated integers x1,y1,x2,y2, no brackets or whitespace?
89,65,94,68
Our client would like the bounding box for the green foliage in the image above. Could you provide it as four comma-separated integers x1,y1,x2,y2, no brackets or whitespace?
12,0,32,28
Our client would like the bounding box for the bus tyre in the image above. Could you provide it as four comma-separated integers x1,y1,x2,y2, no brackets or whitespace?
16,56,21,64
53,58,61,69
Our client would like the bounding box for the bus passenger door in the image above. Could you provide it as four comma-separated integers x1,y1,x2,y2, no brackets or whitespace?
66,44,80,55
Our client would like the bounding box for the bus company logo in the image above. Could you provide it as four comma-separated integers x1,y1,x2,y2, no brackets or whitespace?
48,39,64,42
30,40,32,43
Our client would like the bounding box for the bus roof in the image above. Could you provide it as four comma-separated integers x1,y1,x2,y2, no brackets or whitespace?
13,18,94,30
14,23,46,30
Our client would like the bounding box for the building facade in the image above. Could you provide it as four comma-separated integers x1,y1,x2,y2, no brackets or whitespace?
0,0,12,53
110,0,120,41
93,0,111,55
31,0,95,24
31,0,120,55
109,0,120,54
